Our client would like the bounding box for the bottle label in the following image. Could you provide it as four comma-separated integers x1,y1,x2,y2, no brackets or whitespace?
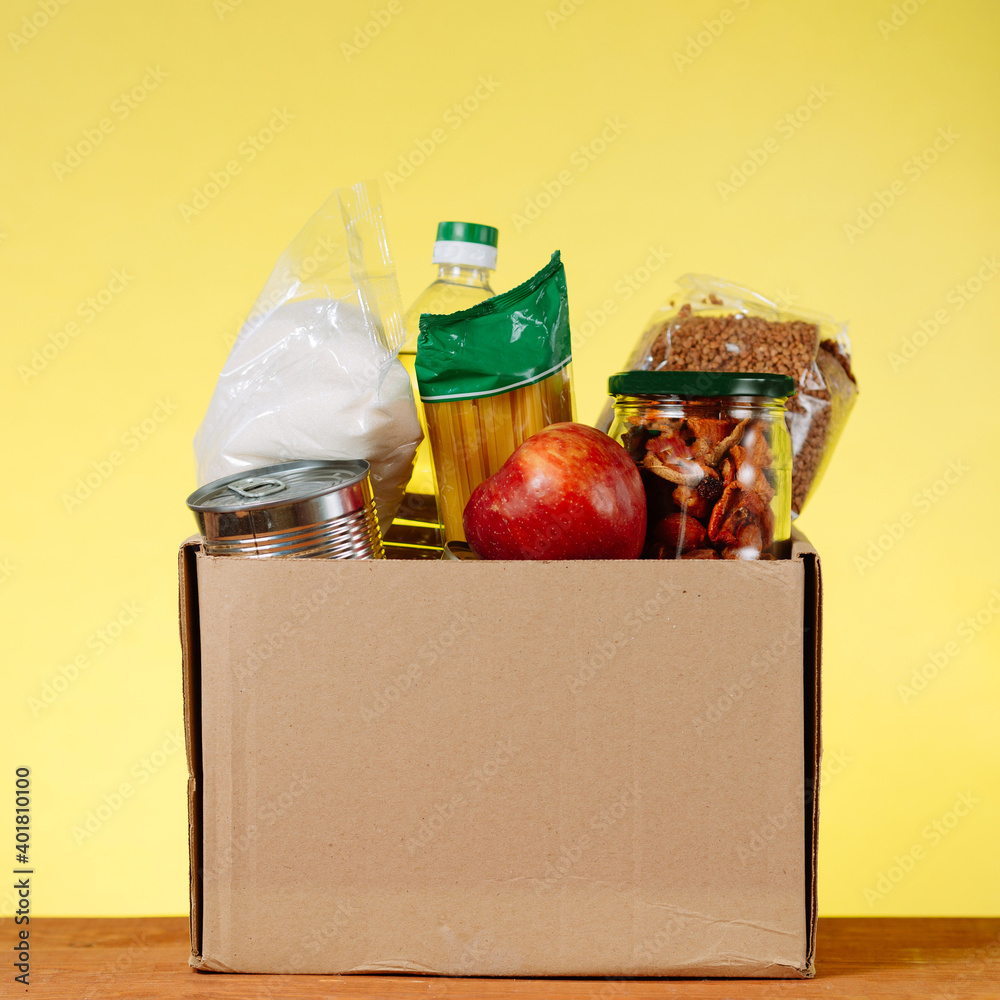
416,252,571,402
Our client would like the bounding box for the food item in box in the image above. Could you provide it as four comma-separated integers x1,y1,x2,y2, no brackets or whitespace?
463,423,646,561
609,371,795,560
186,459,383,559
397,221,499,531
416,252,574,542
194,181,422,529
601,274,857,515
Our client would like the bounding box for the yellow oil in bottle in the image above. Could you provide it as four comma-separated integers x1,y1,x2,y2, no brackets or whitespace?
386,223,497,557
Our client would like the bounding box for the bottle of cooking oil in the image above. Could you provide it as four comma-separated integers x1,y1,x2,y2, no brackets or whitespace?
391,222,497,555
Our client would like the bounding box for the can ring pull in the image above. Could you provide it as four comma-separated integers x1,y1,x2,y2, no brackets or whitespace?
227,476,287,499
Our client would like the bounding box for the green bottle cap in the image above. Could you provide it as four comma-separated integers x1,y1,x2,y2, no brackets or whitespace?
433,222,498,268
435,221,498,247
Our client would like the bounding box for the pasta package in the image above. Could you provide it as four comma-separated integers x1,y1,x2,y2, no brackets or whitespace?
415,252,575,542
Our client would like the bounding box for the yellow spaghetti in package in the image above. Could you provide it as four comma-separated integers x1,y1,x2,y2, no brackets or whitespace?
415,252,575,542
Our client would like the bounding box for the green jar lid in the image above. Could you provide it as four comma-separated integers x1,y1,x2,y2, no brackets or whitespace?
435,221,498,247
608,370,796,399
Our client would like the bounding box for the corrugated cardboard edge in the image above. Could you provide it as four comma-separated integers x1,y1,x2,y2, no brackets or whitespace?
179,537,205,970
792,528,821,978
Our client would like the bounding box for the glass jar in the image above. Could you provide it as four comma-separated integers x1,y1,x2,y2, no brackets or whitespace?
608,371,796,560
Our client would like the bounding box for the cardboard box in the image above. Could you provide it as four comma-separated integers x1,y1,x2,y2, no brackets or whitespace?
180,532,821,977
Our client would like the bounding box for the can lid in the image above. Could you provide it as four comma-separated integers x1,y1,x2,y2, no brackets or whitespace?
435,221,498,247
608,370,796,399
187,459,371,513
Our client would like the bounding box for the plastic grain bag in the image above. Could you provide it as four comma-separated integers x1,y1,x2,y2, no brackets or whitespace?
194,181,421,528
599,274,857,515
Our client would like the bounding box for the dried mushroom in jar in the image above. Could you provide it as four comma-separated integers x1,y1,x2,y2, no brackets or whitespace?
619,410,784,560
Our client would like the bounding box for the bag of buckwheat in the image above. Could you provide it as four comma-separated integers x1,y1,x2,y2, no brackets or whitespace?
598,274,857,516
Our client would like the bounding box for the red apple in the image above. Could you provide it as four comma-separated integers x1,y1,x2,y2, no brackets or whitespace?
463,422,647,560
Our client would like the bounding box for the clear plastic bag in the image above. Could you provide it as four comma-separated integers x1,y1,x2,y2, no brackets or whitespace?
599,274,857,515
194,181,422,528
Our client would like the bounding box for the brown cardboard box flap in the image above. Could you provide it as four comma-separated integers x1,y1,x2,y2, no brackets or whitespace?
797,534,822,972
178,538,203,966
180,533,820,977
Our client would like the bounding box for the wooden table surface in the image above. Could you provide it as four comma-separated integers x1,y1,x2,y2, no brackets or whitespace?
8,917,999,999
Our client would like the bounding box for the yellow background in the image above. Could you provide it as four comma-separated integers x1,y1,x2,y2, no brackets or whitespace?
1,0,997,916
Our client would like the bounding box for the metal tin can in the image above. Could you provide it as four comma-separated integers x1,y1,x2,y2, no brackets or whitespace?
186,460,383,559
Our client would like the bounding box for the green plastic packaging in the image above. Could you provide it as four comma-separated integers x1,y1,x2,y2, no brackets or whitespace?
415,251,572,401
